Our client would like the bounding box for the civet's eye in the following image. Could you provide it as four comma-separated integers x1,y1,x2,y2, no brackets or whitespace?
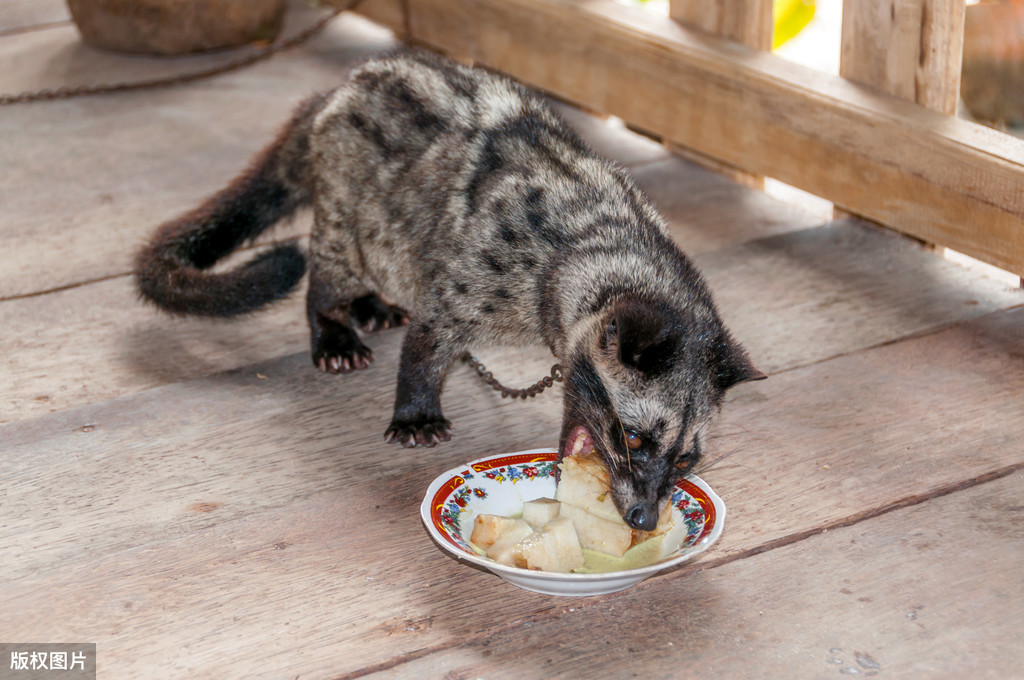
624,431,643,451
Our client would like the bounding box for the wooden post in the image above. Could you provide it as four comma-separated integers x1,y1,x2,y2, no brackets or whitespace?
668,0,774,187
840,0,965,114
838,0,966,225
669,0,774,50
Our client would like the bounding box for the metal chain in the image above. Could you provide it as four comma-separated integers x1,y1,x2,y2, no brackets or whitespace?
463,353,563,400
0,0,363,105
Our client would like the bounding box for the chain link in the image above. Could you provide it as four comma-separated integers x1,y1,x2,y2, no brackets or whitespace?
463,353,563,400
0,0,362,105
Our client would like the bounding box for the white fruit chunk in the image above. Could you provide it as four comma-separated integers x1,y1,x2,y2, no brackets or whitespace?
521,497,561,528
558,503,633,558
555,454,622,523
470,514,523,550
556,452,678,559
486,520,535,566
516,517,585,572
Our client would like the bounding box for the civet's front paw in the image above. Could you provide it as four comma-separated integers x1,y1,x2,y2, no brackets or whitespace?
384,417,452,448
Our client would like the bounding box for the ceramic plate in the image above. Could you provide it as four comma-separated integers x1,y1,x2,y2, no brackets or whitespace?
420,448,725,596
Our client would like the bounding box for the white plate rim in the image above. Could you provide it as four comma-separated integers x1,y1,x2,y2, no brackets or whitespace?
419,448,726,582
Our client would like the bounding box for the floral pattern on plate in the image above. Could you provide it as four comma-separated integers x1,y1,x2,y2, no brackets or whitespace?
436,456,557,552
421,449,726,596
671,488,713,553
481,460,556,483
431,452,714,556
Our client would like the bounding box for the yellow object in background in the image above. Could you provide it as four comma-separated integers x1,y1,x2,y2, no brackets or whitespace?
773,0,815,49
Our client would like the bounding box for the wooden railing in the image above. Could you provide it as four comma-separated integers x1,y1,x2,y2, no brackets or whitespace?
355,0,1024,277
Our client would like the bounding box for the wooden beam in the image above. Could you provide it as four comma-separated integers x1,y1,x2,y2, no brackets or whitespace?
362,0,1024,277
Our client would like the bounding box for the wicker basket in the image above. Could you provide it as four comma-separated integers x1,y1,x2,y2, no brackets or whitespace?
66,0,287,56
961,1,1024,127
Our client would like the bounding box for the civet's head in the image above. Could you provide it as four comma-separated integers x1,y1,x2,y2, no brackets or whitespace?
559,295,763,531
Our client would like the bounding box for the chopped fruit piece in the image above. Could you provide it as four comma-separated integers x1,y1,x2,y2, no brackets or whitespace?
556,453,622,524
521,498,561,528
469,450,679,572
486,520,535,566
558,503,633,557
470,514,522,550
516,517,585,572
557,450,677,553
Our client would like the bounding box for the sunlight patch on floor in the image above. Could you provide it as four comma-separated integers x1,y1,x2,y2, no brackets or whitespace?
943,249,1022,288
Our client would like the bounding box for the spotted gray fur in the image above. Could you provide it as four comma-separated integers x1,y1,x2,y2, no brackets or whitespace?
134,50,764,530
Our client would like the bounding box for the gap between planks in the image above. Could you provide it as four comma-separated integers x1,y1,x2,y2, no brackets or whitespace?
762,300,1024,379
328,460,1024,680
0,272,124,304
0,235,305,304
0,20,71,39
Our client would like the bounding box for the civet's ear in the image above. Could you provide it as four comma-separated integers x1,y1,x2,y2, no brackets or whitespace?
605,297,679,376
713,332,767,390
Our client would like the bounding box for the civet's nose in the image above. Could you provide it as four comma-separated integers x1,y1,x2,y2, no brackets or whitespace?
624,503,658,532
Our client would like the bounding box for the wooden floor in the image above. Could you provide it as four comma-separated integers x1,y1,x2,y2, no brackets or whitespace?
3,3,1023,678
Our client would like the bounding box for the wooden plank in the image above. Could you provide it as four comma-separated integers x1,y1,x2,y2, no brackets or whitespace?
692,217,1024,372
399,0,1024,276
0,4,392,96
3,216,1020,424
0,340,558,583
364,471,1024,680
4,12,1023,676
0,14,397,300
2,303,1023,678
632,156,826,250
0,0,69,35
840,0,965,114
0,269,310,425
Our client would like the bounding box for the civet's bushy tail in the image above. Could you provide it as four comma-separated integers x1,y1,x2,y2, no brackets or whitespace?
134,93,327,317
